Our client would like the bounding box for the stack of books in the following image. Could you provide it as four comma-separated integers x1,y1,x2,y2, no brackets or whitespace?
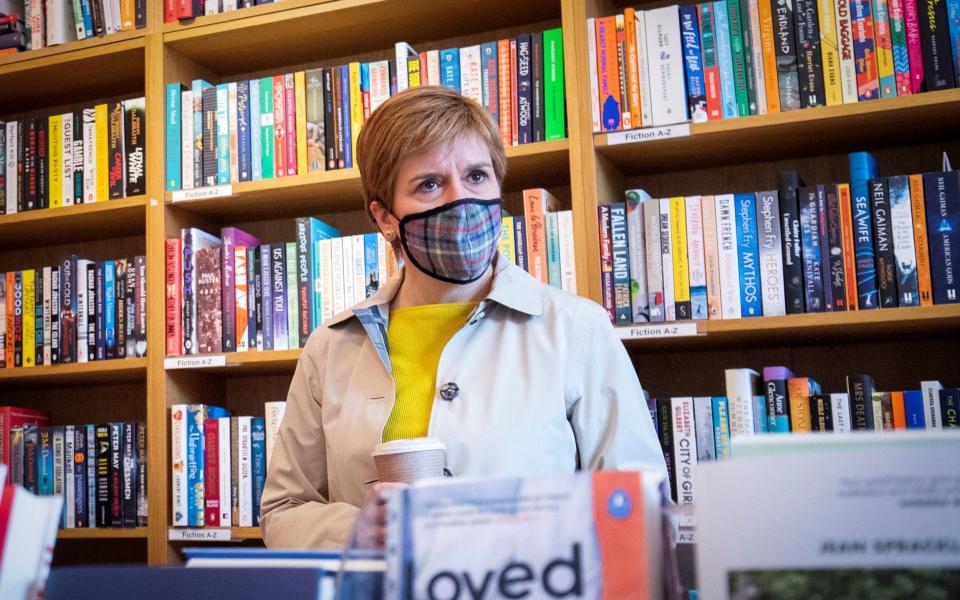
0,255,148,368
598,151,959,324
0,99,146,214
589,0,960,131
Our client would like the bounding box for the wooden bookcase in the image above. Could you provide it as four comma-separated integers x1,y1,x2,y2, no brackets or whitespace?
0,0,957,567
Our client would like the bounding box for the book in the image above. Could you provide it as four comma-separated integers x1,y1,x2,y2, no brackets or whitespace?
870,178,899,308
763,366,794,432
625,190,650,323
124,97,145,196
700,3,726,119
725,368,759,436
824,185,848,310
643,197,665,322
716,194,742,319
756,190,786,316
610,203,632,324
735,193,763,317
909,174,934,306
919,0,957,89
799,187,825,312
851,0,880,100
923,170,960,304
715,0,740,118
818,0,845,105
846,374,877,429
681,5,709,123
778,171,805,313
595,16,622,132
686,196,709,320
660,198,677,321
701,195,723,319
670,196,692,321
850,152,879,309
887,175,920,306
221,228,259,353
794,0,826,107
597,204,615,322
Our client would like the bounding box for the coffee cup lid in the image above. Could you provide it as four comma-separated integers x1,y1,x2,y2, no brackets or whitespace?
372,437,446,456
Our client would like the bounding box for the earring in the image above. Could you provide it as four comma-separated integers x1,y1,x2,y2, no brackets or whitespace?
384,230,395,241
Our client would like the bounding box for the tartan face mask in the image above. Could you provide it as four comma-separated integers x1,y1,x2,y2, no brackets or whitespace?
397,198,503,285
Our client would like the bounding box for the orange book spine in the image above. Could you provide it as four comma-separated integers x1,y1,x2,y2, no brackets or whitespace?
623,9,643,128
523,188,558,283
510,39,519,147
838,183,859,311
891,391,906,430
273,75,286,178
121,0,135,30
757,0,781,113
596,16,623,132
909,174,933,307
788,377,813,432
497,39,512,147
4,272,13,368
419,52,429,85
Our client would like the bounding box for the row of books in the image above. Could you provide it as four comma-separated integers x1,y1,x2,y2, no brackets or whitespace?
589,0,960,131
0,98,146,215
162,0,272,22
1,0,145,53
598,152,960,324
0,256,148,369
163,29,566,191
0,406,146,528
170,401,286,528
651,372,958,503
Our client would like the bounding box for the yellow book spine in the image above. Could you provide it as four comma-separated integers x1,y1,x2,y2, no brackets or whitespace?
757,0,781,112
295,71,308,177
22,269,35,368
670,196,690,309
817,0,844,106
498,215,516,264
49,115,63,208
349,62,363,168
95,104,109,202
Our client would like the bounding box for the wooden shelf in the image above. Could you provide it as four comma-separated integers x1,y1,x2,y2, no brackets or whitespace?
163,0,561,75
165,140,569,221
594,89,960,175
0,31,145,115
230,527,264,540
58,527,148,540
0,197,147,250
619,304,960,351
165,349,301,375
0,358,148,388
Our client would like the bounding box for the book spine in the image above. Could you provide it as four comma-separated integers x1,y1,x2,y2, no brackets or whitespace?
643,198,665,322
545,213,562,289
948,0,960,82
73,427,86,527
285,241,298,349
530,35,545,142
221,233,237,353
888,0,913,95
773,0,803,110
747,0,769,113
238,417,252,526
919,0,957,89
165,240,181,355
686,197,709,320
888,175,920,306
670,196,692,320
259,245,273,350
819,0,846,105
940,389,960,428
204,417,219,527
42,267,51,365
499,38,516,142
259,78,274,179
597,204,615,322
871,0,897,98
272,76,286,176
95,424,110,526
22,270,35,367
615,16,630,130
680,5,709,123
924,171,960,304
850,153,879,308
122,423,136,526
838,184,860,309
816,186,835,311
725,369,758,436
727,0,751,115
847,375,877,429
788,377,815,431
251,417,265,525
757,190,787,316
215,85,230,184
108,102,125,199
93,264,103,360
295,220,311,342
596,17,622,131
55,427,67,526
647,5,689,125
825,185,848,310
852,0,881,99
764,373,792,432
250,80,262,181
170,405,188,526
295,71,308,176
285,73,298,174
660,198,677,321
716,194,742,318
610,203,632,324
219,417,232,527
870,177,899,307
635,10,654,127
735,193,763,317
270,245,287,350
71,111,83,205
237,81,251,182
795,0,826,107
201,87,216,187
4,123,14,215
701,196,723,319
799,187,825,312
700,4,726,120
670,397,698,505
757,0,782,113
516,34,533,144
105,261,116,359
716,1,740,118
50,115,63,208
909,174,934,306
656,399,677,500
249,248,260,350
124,98,145,197
903,0,926,92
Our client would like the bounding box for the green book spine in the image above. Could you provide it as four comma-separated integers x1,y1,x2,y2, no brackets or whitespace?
543,27,566,141
738,0,759,114
726,0,750,116
260,77,274,179
285,241,299,350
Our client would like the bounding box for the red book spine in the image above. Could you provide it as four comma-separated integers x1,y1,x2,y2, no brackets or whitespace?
419,51,429,85
164,0,177,21
177,0,192,18
165,239,183,356
273,76,286,178
204,418,220,527
284,73,297,176
497,39,512,146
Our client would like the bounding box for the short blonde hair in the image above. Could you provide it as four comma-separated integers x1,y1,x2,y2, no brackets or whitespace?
356,86,507,221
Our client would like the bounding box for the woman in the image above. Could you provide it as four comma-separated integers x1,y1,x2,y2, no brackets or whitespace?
260,86,666,550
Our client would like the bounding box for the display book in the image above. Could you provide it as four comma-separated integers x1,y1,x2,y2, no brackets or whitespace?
163,28,566,192
0,0,146,53
165,194,576,357
0,254,148,369
650,365,957,506
169,401,285,529
588,0,960,132
599,150,960,325
0,98,146,215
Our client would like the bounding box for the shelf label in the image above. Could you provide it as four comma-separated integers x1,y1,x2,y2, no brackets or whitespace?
606,123,691,146
168,528,233,542
617,322,699,340
164,355,227,369
171,185,234,203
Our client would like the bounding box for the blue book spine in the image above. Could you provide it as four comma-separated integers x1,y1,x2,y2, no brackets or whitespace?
712,396,732,458
360,62,370,103
80,0,93,38
216,84,230,185
481,41,499,125
271,245,287,350
86,424,95,524
680,5,707,122
104,260,116,357
949,0,960,82
238,80,251,182
250,79,263,182
713,1,739,119
904,390,926,429
800,188,825,312
251,417,266,525
610,203,632,323
851,0,879,100
260,245,274,350
165,83,181,191
312,240,322,330
363,233,379,299
546,212,562,288
441,48,461,92
815,186,834,311
752,395,768,433
39,428,53,495
514,216,528,271
735,193,763,317
850,152,879,308
516,34,533,144
923,170,960,304
340,65,352,169
186,405,206,527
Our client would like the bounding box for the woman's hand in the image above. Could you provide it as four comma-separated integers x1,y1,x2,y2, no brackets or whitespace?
354,482,407,550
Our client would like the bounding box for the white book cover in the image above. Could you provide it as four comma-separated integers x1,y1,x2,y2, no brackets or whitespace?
659,198,676,321
0,485,62,600
319,239,335,323
889,178,919,306
645,5,687,126
685,196,708,320
921,380,943,429
235,246,249,352
264,401,287,469
6,122,17,214
747,0,767,114
715,194,742,319
64,425,75,528
218,416,232,527
205,0,219,15
871,393,884,431
27,0,44,50
427,50,441,88
107,0,121,34
459,45,483,105
830,393,852,433
586,17,601,133
756,190,786,316
625,190,650,322
701,196,723,319
395,42,418,92
42,266,52,365
377,234,389,289
833,0,859,103
181,90,194,190
340,236,353,312
353,235,366,305
556,210,578,295
228,82,239,184
76,259,92,363
61,112,74,206
238,416,253,527
635,10,654,128
369,60,392,113
171,404,189,526
643,197,664,322
724,368,759,437
82,109,96,203
670,397,698,505
223,0,237,10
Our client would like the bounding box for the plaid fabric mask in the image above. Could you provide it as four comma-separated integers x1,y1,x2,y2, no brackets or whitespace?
398,198,503,284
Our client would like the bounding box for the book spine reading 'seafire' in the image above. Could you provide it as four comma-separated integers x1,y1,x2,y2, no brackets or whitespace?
850,152,879,308
870,177,899,307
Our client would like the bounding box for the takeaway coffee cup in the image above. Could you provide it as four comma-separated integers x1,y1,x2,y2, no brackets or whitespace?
372,438,447,483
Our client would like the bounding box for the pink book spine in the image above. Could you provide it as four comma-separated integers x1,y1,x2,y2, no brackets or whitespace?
902,0,924,93
285,74,297,176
